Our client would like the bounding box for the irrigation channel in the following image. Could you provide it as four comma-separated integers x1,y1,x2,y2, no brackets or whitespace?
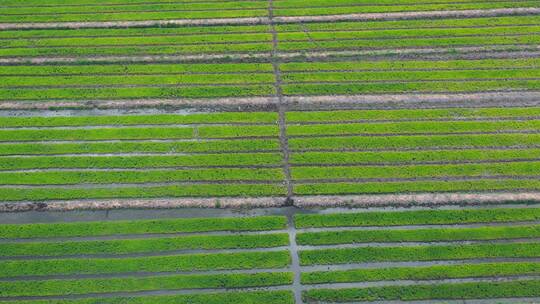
2,203,540,303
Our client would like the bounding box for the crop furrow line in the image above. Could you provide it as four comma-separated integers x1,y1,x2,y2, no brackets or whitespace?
0,122,277,130
286,116,540,125
299,274,540,291
0,151,283,157
287,130,540,139
0,136,278,144
299,257,540,272
0,267,291,283
288,146,540,154
0,246,290,261
283,78,540,85
289,158,540,168
297,238,540,251
293,175,540,184
1,82,274,89
0,285,293,302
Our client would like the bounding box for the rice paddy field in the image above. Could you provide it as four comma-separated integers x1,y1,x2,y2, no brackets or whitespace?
2,0,540,303
1,205,540,303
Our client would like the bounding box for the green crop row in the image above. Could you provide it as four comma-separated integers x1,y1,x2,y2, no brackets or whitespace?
1,1,267,15
0,9,267,23
0,0,266,6
283,80,540,95
0,233,289,257
0,215,286,239
300,242,540,265
303,279,540,302
0,168,284,185
288,133,540,151
275,1,540,17
291,161,540,180
0,112,277,128
287,120,540,136
0,125,278,141
297,224,540,245
302,261,540,284
281,25,540,42
286,107,540,122
0,183,287,201
295,207,540,228
0,139,281,156
0,153,283,170
276,15,540,32
0,42,273,57
275,0,537,8
0,63,274,76
290,149,540,165
1,33,272,48
279,35,540,51
0,74,274,87
0,272,292,298
0,85,275,100
283,69,540,82
0,290,294,304
0,250,290,278
0,25,270,40
294,179,540,195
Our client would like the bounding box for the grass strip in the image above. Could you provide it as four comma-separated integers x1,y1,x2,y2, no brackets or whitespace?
282,58,540,73
0,272,292,297
0,112,278,128
295,207,540,228
297,224,540,245
0,125,278,141
287,120,540,136
0,153,283,170
0,42,273,57
302,279,540,302
275,2,539,17
0,85,275,100
0,250,290,278
0,63,274,76
288,134,540,151
0,183,287,202
0,290,294,304
291,161,540,180
0,233,289,257
0,139,281,155
0,25,270,40
299,242,540,265
0,9,267,23
282,80,540,96
0,216,286,239
286,107,540,122
0,168,284,185
294,179,540,195
302,261,540,284
290,149,540,165
284,69,540,83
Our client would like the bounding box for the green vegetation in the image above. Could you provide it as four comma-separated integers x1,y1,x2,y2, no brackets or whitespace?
303,279,540,302
0,139,281,156
292,161,540,180
0,215,286,238
297,224,540,245
295,207,540,228
0,291,294,304
302,261,540,284
0,272,293,297
0,183,286,201
0,251,290,278
294,179,540,195
288,134,540,150
290,149,540,165
0,153,282,170
0,233,289,257
300,242,540,265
